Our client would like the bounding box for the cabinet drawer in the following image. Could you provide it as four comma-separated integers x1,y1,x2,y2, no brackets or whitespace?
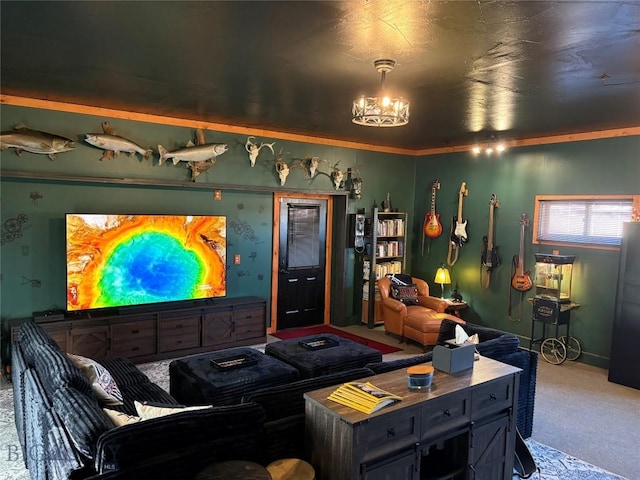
159,316,200,352
471,377,514,420
112,337,157,358
421,392,470,441
360,407,421,463
235,308,265,340
111,320,157,340
234,307,264,323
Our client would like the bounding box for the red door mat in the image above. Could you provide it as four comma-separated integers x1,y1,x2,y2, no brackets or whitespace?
272,325,401,355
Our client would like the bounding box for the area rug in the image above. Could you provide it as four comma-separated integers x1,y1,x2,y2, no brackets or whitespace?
271,325,401,354
518,439,627,480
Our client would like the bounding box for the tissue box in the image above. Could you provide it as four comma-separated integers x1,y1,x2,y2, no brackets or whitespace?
432,341,475,373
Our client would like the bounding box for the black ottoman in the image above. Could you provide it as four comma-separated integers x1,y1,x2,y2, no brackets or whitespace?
265,333,382,378
169,348,300,406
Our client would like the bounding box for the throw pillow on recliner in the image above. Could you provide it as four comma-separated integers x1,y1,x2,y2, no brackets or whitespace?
390,284,419,305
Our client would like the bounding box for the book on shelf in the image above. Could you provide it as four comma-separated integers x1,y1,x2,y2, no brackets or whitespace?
328,381,402,414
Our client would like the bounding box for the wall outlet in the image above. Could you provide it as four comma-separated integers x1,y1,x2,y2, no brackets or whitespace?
214,190,222,200
234,254,241,264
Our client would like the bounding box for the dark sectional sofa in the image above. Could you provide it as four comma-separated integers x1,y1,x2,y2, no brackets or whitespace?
12,319,537,479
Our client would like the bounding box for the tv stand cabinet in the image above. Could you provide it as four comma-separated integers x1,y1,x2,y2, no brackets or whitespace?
11,297,266,363
305,357,520,480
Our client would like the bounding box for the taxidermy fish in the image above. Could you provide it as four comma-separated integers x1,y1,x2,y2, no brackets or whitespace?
157,141,228,166
84,122,152,161
0,123,75,160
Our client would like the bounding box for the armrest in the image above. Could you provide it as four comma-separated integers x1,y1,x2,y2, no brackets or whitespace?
380,296,408,316
418,295,447,312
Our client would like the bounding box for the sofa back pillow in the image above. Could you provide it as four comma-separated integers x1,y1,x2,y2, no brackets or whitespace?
34,344,93,398
17,321,60,367
52,386,114,460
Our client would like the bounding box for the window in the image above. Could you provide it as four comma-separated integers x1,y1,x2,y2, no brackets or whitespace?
533,195,638,249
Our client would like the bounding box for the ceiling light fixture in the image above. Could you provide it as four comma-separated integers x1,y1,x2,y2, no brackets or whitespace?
472,138,507,156
352,59,409,127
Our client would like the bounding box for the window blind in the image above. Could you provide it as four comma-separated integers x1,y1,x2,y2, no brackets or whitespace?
537,199,632,246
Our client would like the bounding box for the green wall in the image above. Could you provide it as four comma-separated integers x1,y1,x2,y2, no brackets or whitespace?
411,138,640,368
0,105,416,327
1,104,638,368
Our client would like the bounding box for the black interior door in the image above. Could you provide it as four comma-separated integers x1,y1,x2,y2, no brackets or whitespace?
277,198,327,330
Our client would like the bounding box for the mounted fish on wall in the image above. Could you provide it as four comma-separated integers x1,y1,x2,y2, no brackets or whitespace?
0,123,75,160
84,122,152,161
158,128,228,181
245,136,275,167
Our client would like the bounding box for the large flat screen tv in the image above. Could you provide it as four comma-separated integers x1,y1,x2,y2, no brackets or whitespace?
66,214,226,312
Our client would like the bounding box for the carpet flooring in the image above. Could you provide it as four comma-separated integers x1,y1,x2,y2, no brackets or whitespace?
271,324,402,354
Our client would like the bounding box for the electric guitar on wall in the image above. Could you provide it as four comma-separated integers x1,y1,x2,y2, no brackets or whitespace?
511,213,533,292
481,194,501,269
424,180,443,238
451,182,468,247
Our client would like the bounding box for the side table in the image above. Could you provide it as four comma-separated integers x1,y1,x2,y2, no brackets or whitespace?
444,298,468,317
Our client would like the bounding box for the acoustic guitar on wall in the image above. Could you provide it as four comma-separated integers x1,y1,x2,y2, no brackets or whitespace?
424,180,443,238
511,213,533,292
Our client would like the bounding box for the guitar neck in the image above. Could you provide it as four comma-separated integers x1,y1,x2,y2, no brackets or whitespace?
457,193,464,221
430,187,436,215
518,224,525,270
487,206,495,249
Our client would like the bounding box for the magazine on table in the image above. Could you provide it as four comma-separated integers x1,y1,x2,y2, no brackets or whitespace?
328,381,402,414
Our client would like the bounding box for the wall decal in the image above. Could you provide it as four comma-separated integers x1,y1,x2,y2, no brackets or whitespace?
257,274,264,281
237,270,250,277
229,218,262,244
249,252,257,262
30,191,43,205
1,214,28,245
237,203,245,210
21,276,41,288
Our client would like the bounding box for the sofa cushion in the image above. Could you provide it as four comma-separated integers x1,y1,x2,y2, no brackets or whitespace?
99,357,153,387
94,402,266,474
103,408,141,427
134,400,211,420
52,386,113,460
242,367,374,421
34,344,93,398
437,319,520,358
68,354,124,406
365,353,433,374
111,382,180,416
17,321,60,367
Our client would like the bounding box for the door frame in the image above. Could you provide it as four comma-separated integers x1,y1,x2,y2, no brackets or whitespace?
270,192,333,334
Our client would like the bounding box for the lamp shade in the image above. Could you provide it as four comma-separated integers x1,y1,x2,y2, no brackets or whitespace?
434,267,451,285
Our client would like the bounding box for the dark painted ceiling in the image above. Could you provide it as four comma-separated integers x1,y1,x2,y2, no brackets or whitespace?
1,1,639,151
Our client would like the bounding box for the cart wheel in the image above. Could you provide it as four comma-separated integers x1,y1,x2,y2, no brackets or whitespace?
541,338,567,365
560,336,581,361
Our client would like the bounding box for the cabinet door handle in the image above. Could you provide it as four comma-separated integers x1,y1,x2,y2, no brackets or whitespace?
387,427,395,437
490,393,497,400
131,329,139,334
443,409,451,417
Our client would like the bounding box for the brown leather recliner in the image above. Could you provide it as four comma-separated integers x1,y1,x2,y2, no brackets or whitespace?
377,276,465,351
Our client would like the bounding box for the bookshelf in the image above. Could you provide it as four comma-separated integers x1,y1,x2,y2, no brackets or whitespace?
357,208,407,328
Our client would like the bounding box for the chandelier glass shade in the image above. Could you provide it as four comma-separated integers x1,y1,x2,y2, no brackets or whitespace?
352,59,409,127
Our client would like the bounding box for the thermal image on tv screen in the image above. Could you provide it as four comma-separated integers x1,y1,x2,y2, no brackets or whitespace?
66,214,226,311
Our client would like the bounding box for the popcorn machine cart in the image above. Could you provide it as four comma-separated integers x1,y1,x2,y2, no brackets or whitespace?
529,254,581,364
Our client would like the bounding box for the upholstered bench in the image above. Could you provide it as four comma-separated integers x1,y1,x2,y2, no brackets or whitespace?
264,333,382,379
169,347,300,406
